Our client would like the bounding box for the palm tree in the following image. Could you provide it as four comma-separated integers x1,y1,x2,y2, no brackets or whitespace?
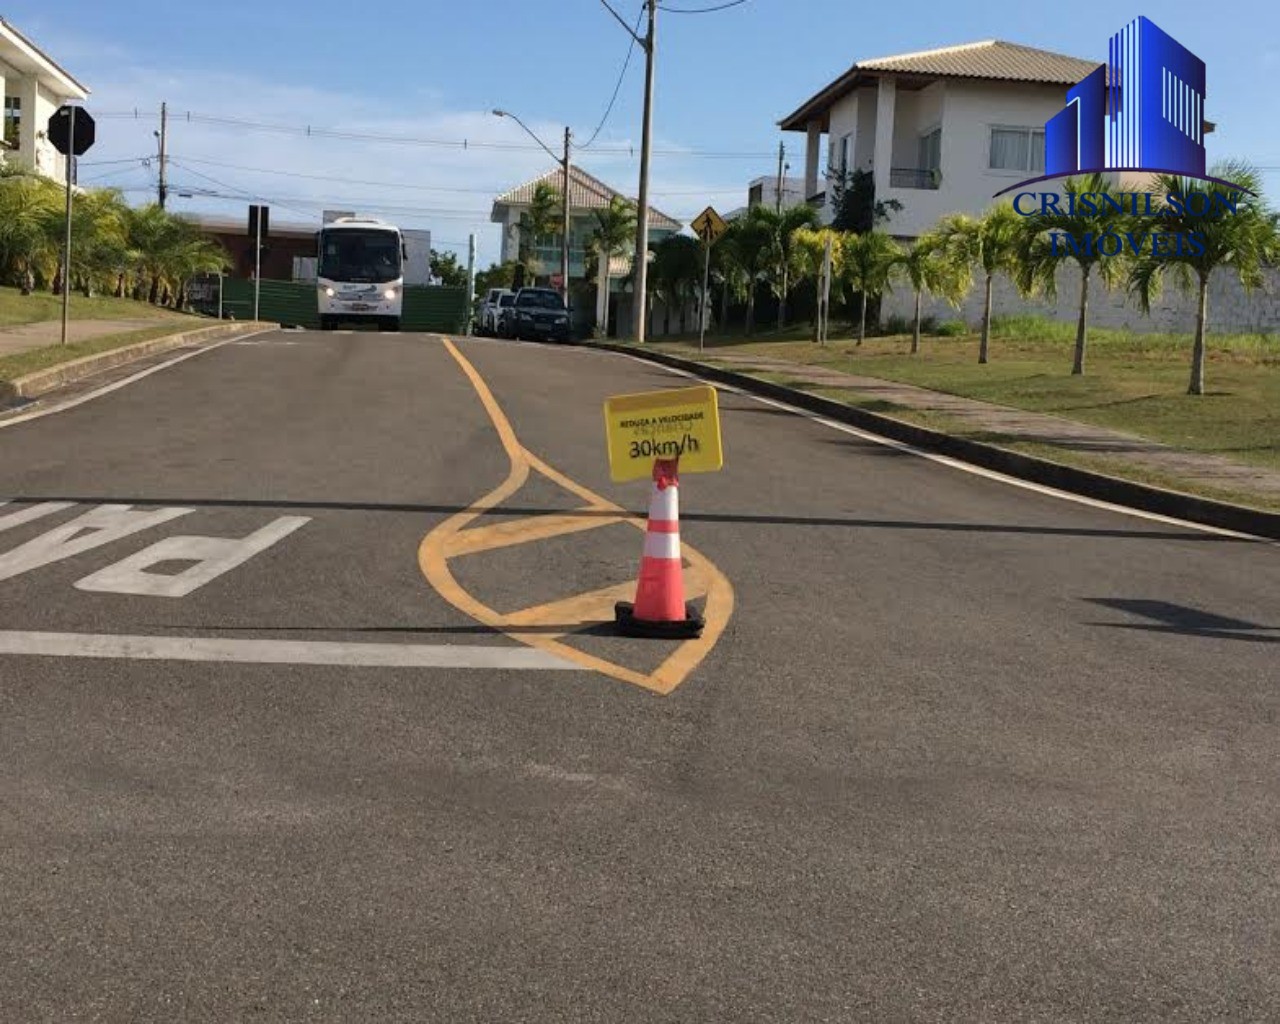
789,226,844,342
1128,161,1278,395
67,187,130,297
519,180,562,275
840,230,902,344
750,203,819,329
935,204,1022,363
709,222,750,334
898,230,969,354
649,234,702,335
723,205,776,335
0,172,62,293
589,195,636,338
1013,174,1129,375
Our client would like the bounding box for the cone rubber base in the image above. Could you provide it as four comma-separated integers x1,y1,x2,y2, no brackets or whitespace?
614,602,705,639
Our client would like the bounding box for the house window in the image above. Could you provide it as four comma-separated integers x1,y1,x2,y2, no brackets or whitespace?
3,95,20,149
839,133,851,174
918,127,941,171
989,126,1045,173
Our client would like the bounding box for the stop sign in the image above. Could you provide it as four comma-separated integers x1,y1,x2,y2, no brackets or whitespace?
47,106,95,157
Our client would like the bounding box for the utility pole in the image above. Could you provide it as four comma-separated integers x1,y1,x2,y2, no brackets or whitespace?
561,126,571,305
630,0,657,343
157,102,168,209
60,111,75,346
775,140,785,213
465,233,477,336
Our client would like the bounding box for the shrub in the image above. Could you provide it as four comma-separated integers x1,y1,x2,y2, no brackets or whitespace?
933,319,968,337
880,314,911,335
919,316,938,335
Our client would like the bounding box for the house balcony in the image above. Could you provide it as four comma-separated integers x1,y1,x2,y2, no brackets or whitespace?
889,167,941,190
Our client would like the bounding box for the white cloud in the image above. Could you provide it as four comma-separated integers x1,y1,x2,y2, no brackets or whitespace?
72,53,759,265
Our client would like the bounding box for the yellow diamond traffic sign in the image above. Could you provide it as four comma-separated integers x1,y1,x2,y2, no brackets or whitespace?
691,206,728,245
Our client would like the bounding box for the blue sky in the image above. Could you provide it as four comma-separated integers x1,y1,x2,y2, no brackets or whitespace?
9,0,1279,264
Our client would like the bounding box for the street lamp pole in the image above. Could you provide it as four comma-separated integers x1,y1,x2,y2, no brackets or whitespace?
493,110,572,303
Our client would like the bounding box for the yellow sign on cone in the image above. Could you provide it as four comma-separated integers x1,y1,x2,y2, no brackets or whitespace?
604,385,723,482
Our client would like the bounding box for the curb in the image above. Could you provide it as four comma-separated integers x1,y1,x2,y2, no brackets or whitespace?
1,320,277,401
574,339,1280,542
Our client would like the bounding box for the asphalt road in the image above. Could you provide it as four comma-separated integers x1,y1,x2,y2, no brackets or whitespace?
1,329,1276,1022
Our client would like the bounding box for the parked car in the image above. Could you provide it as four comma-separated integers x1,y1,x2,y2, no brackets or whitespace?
501,287,571,342
478,288,514,335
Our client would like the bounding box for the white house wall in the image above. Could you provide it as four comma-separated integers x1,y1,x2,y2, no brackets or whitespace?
880,264,1280,335
879,78,1067,238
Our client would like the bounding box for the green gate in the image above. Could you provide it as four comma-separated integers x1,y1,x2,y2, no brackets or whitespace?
219,279,469,333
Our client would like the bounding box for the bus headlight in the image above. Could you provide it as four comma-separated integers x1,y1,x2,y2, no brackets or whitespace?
324,287,335,297
384,288,398,300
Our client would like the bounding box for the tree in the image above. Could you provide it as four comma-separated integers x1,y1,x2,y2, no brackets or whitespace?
1128,162,1278,395
898,231,969,354
649,234,702,335
764,204,819,328
474,261,518,299
519,181,562,274
934,205,1022,363
1013,174,1129,375
430,248,468,288
721,205,776,335
790,226,844,341
589,196,636,338
0,172,62,293
840,230,902,343
830,168,902,233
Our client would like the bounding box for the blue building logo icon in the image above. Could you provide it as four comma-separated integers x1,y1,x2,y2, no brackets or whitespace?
1045,16,1206,178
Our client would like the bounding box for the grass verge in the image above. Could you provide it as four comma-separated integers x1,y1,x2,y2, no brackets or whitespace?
651,321,1280,474
0,325,193,384
0,286,189,327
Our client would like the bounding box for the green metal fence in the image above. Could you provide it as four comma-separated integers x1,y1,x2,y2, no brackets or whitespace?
218,279,469,333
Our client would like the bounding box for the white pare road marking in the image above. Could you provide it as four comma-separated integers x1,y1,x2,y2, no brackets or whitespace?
0,504,193,582
0,501,76,533
76,516,311,598
0,631,581,670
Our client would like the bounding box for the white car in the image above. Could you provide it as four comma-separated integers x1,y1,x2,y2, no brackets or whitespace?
478,288,514,336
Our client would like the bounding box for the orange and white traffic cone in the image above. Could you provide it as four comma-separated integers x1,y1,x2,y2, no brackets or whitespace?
615,458,704,639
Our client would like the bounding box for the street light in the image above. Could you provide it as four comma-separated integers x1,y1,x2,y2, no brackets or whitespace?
493,110,571,304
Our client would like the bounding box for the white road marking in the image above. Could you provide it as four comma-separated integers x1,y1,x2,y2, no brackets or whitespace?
0,631,581,670
0,328,275,430
75,516,311,597
0,505,192,583
0,501,75,533
603,348,1272,544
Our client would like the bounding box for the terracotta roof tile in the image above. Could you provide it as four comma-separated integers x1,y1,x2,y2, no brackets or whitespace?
492,165,682,232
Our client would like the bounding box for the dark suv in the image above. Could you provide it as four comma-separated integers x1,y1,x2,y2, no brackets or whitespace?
501,288,571,342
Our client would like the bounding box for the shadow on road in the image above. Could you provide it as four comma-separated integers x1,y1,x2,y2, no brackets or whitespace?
4,494,1254,543
1084,598,1280,643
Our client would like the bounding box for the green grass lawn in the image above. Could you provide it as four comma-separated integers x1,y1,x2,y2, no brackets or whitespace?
0,286,188,327
0,325,192,384
650,317,1280,474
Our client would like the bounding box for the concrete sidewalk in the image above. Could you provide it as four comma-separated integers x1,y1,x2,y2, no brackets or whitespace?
708,352,1280,501
0,318,183,358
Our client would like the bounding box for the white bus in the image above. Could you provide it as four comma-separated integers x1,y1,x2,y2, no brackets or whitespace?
317,217,405,331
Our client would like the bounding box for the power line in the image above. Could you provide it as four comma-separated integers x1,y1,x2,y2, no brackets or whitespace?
658,0,750,10
171,154,741,196
89,107,772,159
580,1,646,150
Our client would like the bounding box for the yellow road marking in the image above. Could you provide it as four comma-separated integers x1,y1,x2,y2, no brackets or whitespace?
445,511,624,558
417,338,734,695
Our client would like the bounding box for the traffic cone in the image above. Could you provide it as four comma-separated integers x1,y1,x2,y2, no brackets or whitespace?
615,458,704,639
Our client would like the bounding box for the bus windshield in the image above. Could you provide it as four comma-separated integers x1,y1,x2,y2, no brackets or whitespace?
318,229,402,284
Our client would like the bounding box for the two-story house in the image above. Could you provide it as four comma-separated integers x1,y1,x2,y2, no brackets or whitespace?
1,18,90,180
779,39,1101,239
491,165,681,283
